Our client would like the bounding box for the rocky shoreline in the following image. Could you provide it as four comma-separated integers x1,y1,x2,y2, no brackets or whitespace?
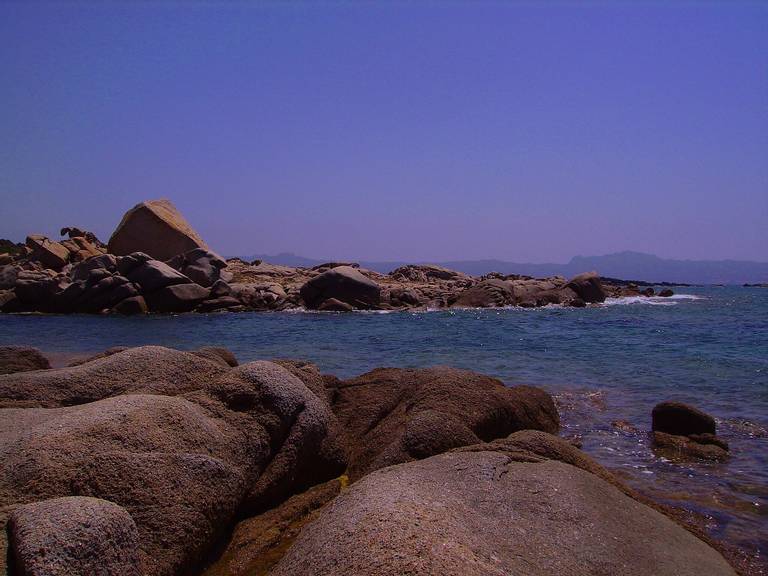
0,344,744,575
0,199,674,316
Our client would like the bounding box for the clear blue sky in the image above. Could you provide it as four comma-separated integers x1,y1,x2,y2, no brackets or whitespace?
1,1,766,262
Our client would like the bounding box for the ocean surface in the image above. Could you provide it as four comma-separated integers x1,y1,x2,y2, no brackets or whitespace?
2,286,766,570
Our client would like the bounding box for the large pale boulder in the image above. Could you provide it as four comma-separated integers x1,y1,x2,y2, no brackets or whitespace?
0,351,347,576
108,199,209,261
272,444,736,576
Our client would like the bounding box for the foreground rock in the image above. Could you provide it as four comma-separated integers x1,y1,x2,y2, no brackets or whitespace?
0,347,346,576
652,401,729,460
330,366,559,480
108,199,209,261
8,496,142,576
272,436,736,576
0,346,50,375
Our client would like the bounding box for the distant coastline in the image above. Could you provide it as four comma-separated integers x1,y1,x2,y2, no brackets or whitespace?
241,251,768,286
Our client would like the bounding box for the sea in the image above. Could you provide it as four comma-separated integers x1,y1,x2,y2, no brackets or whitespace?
2,285,766,570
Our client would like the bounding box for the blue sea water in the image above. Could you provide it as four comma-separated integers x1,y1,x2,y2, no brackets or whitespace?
2,286,767,567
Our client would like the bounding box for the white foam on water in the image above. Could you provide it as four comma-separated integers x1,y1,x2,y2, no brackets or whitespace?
603,293,705,307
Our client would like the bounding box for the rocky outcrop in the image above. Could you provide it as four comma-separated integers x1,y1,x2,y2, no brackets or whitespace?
0,347,347,576
8,496,142,576
329,366,559,480
272,439,736,576
0,346,51,375
2,200,662,315
300,265,381,310
566,271,607,303
108,199,209,261
25,235,70,270
652,401,728,460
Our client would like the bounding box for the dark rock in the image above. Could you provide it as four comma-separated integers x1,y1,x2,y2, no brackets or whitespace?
8,496,142,576
643,287,656,296
569,297,587,307
193,346,239,367
108,199,210,261
453,279,514,308
125,259,191,294
196,296,242,313
71,254,117,282
388,286,423,307
0,264,18,289
0,346,51,375
566,271,606,303
113,295,148,315
652,431,729,461
659,288,675,297
146,283,210,312
300,266,381,310
390,264,470,283
330,366,559,480
652,401,716,436
210,279,232,297
167,248,229,287
272,442,735,576
317,297,354,312
25,235,69,270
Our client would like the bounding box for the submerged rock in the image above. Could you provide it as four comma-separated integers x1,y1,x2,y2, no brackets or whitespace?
651,402,728,460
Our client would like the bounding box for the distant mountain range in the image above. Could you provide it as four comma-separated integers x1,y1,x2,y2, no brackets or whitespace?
238,251,768,285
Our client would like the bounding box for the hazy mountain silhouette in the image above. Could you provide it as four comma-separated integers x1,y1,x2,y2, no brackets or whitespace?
240,251,768,285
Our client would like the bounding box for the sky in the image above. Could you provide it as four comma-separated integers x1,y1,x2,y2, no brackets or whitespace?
1,1,766,263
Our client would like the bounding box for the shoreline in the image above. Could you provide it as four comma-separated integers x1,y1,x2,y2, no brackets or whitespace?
1,343,765,575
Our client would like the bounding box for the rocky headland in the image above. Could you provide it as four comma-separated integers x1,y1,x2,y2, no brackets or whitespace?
0,199,673,315
0,345,743,576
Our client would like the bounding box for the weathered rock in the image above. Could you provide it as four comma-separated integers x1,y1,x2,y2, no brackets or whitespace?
193,346,239,367
124,258,191,293
0,353,347,576
70,254,117,282
209,362,347,513
8,496,142,576
25,235,70,270
196,296,242,313
652,401,716,436
659,288,675,297
167,248,229,287
145,283,210,313
0,346,229,408
0,346,51,375
0,264,18,289
453,279,514,308
272,447,736,576
317,297,354,312
300,266,381,310
566,271,607,303
202,478,344,576
66,347,130,367
331,366,559,480
390,264,470,283
108,199,210,261
113,295,148,315
652,431,729,461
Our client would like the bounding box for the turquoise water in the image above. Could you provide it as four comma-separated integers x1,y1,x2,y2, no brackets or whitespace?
2,286,767,567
